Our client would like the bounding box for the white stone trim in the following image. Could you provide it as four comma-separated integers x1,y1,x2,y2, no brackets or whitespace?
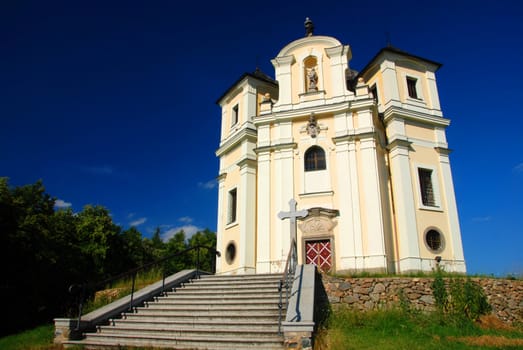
256,151,271,273
387,140,420,273
239,160,257,271
436,149,466,269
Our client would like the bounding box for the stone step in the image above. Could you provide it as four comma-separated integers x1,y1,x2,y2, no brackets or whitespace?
156,293,281,301
80,332,284,349
121,312,280,323
145,302,281,310
181,281,280,291
71,273,286,349
198,273,283,281
127,307,280,317
98,324,280,337
173,284,280,292
67,338,284,350
150,296,281,304
185,279,282,287
165,288,279,297
110,318,280,331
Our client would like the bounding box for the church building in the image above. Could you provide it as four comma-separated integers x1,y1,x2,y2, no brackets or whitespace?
214,19,466,275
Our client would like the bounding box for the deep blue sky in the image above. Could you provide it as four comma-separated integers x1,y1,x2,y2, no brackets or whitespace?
1,1,522,276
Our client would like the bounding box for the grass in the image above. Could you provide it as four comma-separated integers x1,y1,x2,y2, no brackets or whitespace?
2,310,522,350
0,324,59,350
315,307,523,350
82,268,164,314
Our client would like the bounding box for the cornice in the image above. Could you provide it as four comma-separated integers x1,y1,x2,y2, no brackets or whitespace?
216,127,257,157
237,157,257,169
254,100,354,125
383,106,450,127
434,146,453,155
254,142,297,154
332,130,376,144
386,138,413,151
276,35,342,57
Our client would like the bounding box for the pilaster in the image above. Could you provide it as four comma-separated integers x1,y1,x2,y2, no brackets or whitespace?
359,132,387,271
380,60,400,105
387,139,421,272
271,55,295,107
435,147,466,272
256,150,271,273
272,141,296,271
215,173,227,273
325,45,351,98
238,159,257,274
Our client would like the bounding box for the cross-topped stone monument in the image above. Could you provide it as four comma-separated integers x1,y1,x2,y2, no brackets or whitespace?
278,199,308,243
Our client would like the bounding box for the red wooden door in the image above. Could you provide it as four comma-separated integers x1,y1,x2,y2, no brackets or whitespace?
305,239,332,272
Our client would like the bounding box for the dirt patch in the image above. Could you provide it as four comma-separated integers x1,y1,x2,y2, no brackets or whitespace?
477,314,515,332
449,335,523,347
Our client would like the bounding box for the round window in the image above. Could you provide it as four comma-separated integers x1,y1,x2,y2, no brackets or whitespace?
425,229,444,252
225,242,236,265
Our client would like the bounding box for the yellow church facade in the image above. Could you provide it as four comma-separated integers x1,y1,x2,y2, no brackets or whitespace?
215,25,466,275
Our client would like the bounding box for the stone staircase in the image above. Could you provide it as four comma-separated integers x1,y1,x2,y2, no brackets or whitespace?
67,273,286,349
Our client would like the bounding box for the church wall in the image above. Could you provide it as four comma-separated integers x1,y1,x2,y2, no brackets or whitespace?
405,121,436,142
395,64,434,111
220,93,243,139
216,29,464,275
408,143,457,262
376,143,396,272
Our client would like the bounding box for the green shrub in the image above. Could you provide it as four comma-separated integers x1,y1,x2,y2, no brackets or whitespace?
431,267,491,322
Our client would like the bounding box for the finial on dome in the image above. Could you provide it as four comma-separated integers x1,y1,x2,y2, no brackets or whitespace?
304,17,314,37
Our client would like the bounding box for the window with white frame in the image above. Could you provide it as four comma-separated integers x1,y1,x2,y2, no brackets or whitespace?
424,228,444,253
417,167,439,208
406,76,419,99
227,188,237,224
231,104,239,127
304,146,326,171
370,84,378,103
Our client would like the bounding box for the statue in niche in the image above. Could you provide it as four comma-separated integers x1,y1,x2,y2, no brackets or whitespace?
307,113,319,138
308,67,318,91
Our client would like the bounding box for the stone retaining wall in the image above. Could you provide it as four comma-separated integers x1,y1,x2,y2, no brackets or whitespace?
322,275,523,324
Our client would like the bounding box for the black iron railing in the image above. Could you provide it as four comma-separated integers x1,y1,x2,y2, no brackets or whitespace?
278,238,297,335
69,245,220,330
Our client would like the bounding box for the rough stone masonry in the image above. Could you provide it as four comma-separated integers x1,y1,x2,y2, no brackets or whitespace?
322,275,523,324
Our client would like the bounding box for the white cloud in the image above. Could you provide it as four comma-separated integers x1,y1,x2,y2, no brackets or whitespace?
129,217,147,226
179,216,193,224
471,216,492,222
54,199,72,208
162,225,201,242
198,179,217,189
514,163,523,173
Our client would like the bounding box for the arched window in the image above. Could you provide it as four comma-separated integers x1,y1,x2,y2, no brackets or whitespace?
305,146,326,171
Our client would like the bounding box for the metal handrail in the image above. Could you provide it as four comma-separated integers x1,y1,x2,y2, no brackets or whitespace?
278,238,297,335
69,245,220,330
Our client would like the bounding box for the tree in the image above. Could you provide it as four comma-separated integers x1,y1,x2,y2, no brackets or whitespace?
164,230,187,273
188,229,217,273
75,205,121,279
0,178,75,334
